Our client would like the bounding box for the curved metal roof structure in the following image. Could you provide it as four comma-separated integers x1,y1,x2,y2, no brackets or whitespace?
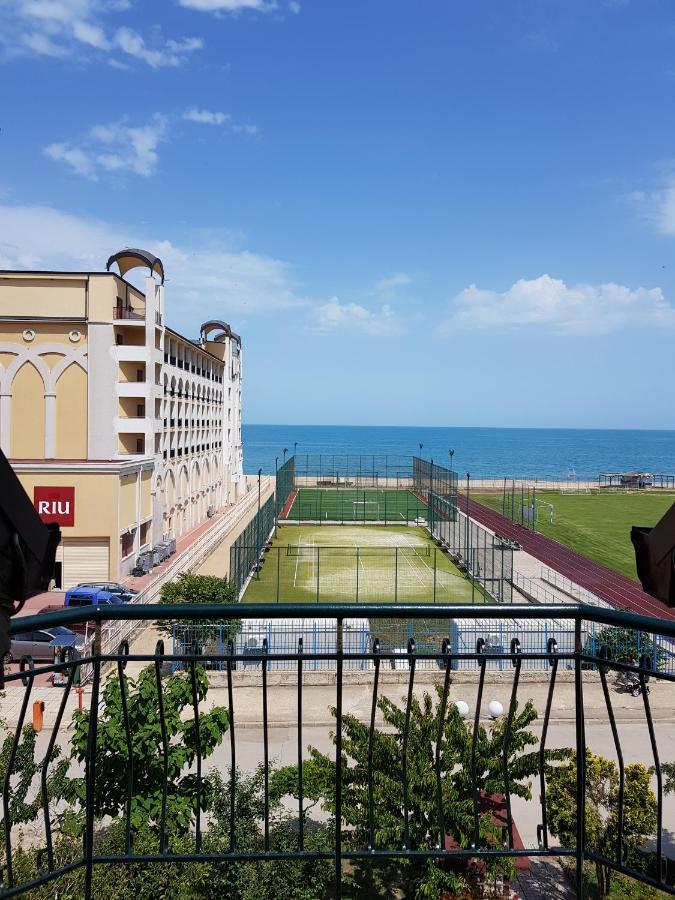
200,320,241,344
106,248,165,284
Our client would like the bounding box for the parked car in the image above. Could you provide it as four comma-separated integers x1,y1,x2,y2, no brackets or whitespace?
6,625,86,663
64,586,127,608
76,582,138,602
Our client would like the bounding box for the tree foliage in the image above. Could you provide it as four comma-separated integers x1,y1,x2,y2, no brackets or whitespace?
0,724,71,849
158,573,240,639
11,766,334,900
69,664,230,834
546,750,658,896
272,686,569,899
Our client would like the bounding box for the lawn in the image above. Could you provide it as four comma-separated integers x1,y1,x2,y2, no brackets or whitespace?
473,490,675,581
241,523,487,604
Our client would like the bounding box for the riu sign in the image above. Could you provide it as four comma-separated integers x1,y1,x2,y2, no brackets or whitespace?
34,486,75,527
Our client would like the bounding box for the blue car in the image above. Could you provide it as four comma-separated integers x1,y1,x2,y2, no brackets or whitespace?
64,586,127,608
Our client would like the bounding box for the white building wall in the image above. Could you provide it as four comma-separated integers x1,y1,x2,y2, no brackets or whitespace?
88,322,118,459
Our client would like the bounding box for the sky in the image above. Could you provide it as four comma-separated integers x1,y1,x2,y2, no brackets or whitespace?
1,0,675,429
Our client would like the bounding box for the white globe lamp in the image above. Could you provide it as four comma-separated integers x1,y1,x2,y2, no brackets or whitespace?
488,700,504,719
454,700,469,718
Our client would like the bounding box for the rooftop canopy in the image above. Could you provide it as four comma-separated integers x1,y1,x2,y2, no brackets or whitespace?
200,319,241,345
106,248,165,284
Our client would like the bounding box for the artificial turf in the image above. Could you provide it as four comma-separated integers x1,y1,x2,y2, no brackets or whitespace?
241,524,487,604
472,490,675,581
284,488,427,523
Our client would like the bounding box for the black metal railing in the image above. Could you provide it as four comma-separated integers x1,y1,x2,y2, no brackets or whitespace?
2,602,675,899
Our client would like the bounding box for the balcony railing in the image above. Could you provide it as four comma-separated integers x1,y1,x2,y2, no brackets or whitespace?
113,306,145,321
2,602,675,899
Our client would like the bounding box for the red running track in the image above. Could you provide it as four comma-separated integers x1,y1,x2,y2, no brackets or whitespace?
279,488,298,520
457,495,675,623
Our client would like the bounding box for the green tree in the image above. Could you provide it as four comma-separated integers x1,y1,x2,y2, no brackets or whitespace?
546,750,658,896
0,723,71,850
159,572,240,644
69,664,230,835
272,687,568,899
587,626,662,670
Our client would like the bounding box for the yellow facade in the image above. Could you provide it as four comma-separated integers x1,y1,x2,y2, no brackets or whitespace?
55,363,87,459
14,469,120,581
119,473,137,530
11,362,45,458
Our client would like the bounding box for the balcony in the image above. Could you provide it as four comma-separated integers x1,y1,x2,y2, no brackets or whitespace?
113,305,145,322
3,602,675,899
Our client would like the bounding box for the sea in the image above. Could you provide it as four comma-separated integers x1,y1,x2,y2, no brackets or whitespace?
242,424,675,480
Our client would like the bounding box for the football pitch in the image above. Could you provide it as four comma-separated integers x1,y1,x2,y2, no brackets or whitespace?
283,488,427,523
242,524,487,604
473,489,675,581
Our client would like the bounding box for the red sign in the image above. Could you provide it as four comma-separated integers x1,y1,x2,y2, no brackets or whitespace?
34,486,75,527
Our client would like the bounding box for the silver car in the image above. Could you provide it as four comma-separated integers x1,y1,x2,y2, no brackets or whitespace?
7,626,85,663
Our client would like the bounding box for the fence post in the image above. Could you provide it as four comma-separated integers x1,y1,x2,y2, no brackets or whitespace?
276,548,280,603
316,547,321,603
395,547,398,604
574,616,586,892
465,473,471,563
433,549,437,603
356,547,360,602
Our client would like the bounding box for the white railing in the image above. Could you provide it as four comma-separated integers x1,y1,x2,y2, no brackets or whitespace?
511,571,572,605
98,477,274,658
539,565,610,608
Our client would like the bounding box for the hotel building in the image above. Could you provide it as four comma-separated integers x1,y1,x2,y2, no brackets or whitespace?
0,249,244,588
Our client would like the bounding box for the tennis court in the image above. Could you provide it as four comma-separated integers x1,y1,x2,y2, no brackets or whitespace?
282,488,428,524
242,524,488,604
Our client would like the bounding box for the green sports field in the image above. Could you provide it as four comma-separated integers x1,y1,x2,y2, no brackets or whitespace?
284,488,427,523
242,524,487,604
473,490,675,581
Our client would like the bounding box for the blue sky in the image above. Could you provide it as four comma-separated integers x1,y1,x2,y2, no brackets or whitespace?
2,0,675,428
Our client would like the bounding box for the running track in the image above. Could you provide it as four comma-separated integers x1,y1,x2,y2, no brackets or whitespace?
457,495,675,623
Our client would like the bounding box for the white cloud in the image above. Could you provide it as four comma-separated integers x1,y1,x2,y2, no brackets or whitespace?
312,298,399,335
113,28,203,68
442,274,675,335
43,143,97,178
72,19,109,49
178,0,276,11
183,107,260,135
372,272,412,295
183,108,232,126
0,204,307,327
0,0,203,67
631,176,675,236
44,115,169,179
289,1,301,12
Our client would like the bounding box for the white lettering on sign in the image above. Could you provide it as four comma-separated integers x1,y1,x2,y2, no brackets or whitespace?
38,500,71,515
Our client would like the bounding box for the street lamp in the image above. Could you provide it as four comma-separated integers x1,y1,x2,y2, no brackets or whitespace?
294,441,298,456
283,447,288,464
448,449,454,470
418,442,423,455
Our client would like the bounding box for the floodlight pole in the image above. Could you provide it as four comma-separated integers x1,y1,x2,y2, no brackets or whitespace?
429,458,434,534
257,467,262,579
465,472,471,567
274,456,279,538
449,449,455,499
